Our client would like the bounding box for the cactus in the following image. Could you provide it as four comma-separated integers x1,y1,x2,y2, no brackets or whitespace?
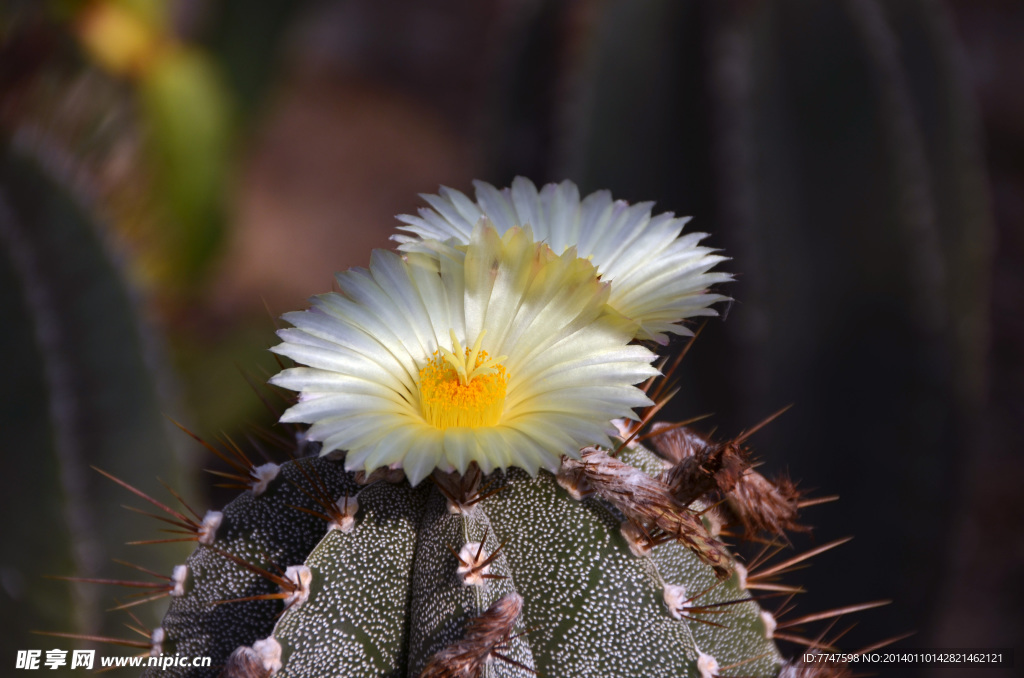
87,179,868,677
153,437,799,678
0,142,193,660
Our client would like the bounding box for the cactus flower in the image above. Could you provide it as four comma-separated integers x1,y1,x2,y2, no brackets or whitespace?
270,223,658,485
393,177,731,343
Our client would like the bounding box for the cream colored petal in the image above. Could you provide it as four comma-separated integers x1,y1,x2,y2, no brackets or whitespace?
274,221,658,483
394,178,730,343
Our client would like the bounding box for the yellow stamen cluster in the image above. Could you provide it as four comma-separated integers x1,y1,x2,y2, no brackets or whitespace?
419,331,508,429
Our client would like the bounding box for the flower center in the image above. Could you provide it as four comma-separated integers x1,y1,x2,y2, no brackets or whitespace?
419,330,508,429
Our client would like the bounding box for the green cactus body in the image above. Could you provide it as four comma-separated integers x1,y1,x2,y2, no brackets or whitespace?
0,145,192,657
152,441,781,678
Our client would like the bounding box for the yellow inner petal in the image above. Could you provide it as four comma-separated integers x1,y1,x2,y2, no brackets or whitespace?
419,331,508,429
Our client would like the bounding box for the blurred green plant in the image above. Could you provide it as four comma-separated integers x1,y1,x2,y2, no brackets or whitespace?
70,0,233,289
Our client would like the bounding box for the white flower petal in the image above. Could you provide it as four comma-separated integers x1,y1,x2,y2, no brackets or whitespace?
272,224,656,483
394,178,730,343
401,428,445,486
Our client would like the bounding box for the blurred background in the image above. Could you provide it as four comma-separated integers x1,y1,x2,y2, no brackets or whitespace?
1,1,1020,676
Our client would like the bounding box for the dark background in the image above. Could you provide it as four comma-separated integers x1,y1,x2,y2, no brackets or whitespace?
1,1,1021,677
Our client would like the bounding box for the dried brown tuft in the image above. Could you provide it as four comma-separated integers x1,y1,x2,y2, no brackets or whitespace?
650,423,808,539
660,439,750,507
561,448,732,577
648,422,711,464
726,471,807,538
420,593,525,678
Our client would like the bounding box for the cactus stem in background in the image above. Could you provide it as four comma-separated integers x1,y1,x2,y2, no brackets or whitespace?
420,593,531,678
